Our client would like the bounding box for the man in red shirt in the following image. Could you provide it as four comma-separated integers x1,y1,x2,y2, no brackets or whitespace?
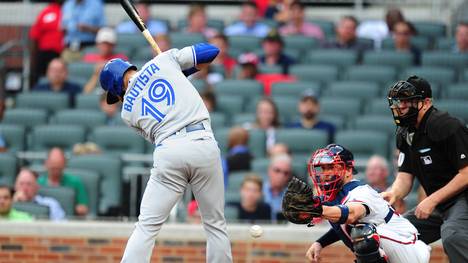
82,27,128,63
29,0,64,87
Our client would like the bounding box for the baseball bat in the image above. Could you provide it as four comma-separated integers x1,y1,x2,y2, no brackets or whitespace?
120,0,162,55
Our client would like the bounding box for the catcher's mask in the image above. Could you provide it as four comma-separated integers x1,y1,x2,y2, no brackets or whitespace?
308,144,357,202
387,75,431,127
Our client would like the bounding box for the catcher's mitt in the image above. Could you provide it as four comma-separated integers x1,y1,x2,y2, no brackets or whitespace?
282,177,323,225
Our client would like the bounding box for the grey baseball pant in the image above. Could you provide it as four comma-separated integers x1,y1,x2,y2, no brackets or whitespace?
121,130,233,263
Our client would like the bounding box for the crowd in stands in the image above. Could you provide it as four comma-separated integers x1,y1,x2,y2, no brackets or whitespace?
0,0,467,223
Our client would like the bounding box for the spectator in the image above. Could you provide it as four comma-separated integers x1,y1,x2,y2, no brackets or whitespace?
61,0,105,61
243,97,280,150
268,143,290,158
454,21,468,53
186,200,202,224
0,185,33,221
226,127,252,173
228,174,271,222
323,16,372,53
209,34,236,78
287,89,335,143
366,155,406,214
29,0,65,87
38,147,88,216
99,93,121,125
357,8,404,49
224,1,270,37
279,0,324,40
260,29,296,74
116,2,168,36
33,58,81,106
201,90,216,113
263,0,292,24
393,21,421,65
263,154,292,221
184,4,218,38
236,53,259,80
82,27,128,63
154,34,172,53
14,168,65,221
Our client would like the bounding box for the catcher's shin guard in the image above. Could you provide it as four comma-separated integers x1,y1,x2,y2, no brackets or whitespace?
351,224,388,263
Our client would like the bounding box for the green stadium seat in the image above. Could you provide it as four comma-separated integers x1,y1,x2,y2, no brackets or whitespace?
275,129,328,155
335,130,388,160
213,127,230,155
248,128,266,158
38,186,75,216
464,69,468,82
210,112,227,129
320,97,361,118
436,99,468,122
251,158,269,177
365,99,391,116
16,92,69,113
363,51,413,70
422,51,468,70
2,109,48,130
346,65,397,86
321,114,346,130
262,19,279,29
228,35,261,52
224,200,240,220
283,35,320,53
412,21,446,39
401,66,456,85
76,94,100,110
116,33,148,54
354,115,396,135
91,126,146,155
272,96,299,122
445,83,468,99
290,64,339,83
215,80,263,102
177,18,225,32
227,171,251,192
64,168,100,217
13,202,49,219
271,81,321,98
0,153,17,186
308,49,358,68
258,64,282,74
31,125,86,152
54,110,107,131
231,113,256,126
308,19,335,37
216,95,244,119
132,48,154,61
169,32,206,49
0,124,25,152
382,36,431,50
68,154,122,215
68,62,95,80
190,79,207,92
435,38,454,50
326,81,379,100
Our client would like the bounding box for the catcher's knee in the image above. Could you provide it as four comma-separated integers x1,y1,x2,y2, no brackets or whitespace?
351,224,388,263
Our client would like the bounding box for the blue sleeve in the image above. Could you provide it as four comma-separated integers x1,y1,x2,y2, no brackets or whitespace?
193,43,220,65
80,0,105,27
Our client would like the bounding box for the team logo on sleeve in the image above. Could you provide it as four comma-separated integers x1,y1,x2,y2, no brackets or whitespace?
141,79,175,122
420,156,432,165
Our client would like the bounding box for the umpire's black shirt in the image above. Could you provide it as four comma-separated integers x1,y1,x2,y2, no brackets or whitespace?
396,106,468,211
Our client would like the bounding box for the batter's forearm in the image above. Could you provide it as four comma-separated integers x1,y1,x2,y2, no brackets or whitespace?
428,167,468,205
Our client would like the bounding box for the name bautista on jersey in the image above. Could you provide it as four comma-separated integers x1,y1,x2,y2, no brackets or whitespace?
123,63,160,112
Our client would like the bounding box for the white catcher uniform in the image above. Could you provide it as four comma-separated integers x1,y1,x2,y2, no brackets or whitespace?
119,45,233,263
340,183,431,263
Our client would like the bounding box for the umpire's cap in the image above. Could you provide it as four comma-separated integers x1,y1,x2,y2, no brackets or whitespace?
100,58,137,104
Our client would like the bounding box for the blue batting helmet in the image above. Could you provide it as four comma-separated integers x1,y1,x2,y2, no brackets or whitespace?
99,58,137,104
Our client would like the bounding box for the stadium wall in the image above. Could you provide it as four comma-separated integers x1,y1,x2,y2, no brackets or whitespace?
0,221,449,263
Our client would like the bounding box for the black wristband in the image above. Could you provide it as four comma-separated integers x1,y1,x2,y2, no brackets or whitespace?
316,229,340,248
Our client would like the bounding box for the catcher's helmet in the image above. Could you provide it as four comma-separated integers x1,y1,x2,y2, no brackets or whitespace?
387,75,432,127
308,144,357,202
100,58,137,104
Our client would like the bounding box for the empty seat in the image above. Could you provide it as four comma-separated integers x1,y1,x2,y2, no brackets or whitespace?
445,83,468,100
68,62,95,80
435,38,454,50
132,48,154,61
38,186,75,216
401,66,456,85
422,51,468,70
326,81,379,100
227,171,251,193
271,81,321,98
228,35,261,52
284,35,320,53
251,158,270,177
412,21,446,39
363,51,413,70
248,128,266,158
213,127,230,155
320,97,361,119
64,168,100,217
0,124,25,152
215,80,263,101
308,49,358,68
275,129,328,155
0,153,17,186
2,109,48,130
335,130,388,160
436,99,468,122
16,92,69,113
75,94,100,110
117,33,149,53
273,96,299,122
365,99,391,116
290,64,339,83
31,125,86,152
346,65,397,86
210,112,227,129
68,154,122,215
354,115,396,135
320,114,346,130
308,19,335,37
91,126,146,155
13,202,49,219
216,95,244,119
54,110,107,131
169,32,206,49
231,113,256,126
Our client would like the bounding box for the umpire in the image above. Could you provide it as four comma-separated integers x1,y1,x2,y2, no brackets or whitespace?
382,75,468,262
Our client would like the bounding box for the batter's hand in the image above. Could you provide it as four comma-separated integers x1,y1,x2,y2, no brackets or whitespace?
380,191,396,205
306,242,322,263
415,196,437,219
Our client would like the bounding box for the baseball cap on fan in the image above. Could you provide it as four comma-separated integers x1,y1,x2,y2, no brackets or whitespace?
96,27,117,44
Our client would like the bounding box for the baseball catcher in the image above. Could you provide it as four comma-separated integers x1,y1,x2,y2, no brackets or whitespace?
282,144,430,263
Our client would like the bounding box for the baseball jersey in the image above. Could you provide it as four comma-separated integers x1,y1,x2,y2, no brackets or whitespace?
343,184,419,244
121,46,211,145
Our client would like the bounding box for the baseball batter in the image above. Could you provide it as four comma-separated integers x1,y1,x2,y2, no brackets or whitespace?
99,43,233,263
282,144,430,263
